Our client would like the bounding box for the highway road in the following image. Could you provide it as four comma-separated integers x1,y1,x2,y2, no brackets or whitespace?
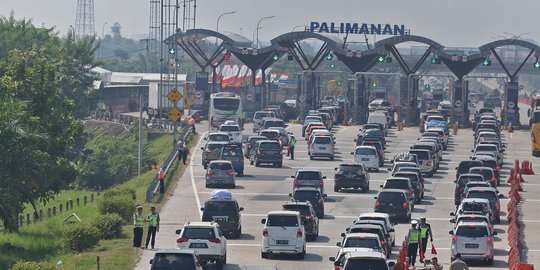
135,110,538,270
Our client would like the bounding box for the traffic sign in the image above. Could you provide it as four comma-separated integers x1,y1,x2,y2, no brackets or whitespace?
195,91,202,99
167,107,183,122
300,95,306,102
247,93,254,101
455,100,462,107
167,88,183,104
508,101,515,109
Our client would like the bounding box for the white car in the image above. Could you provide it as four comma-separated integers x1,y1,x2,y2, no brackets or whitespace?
309,135,335,160
351,146,379,171
175,221,227,269
355,213,397,246
261,211,306,259
253,111,275,132
336,233,385,257
450,221,496,265
219,124,242,143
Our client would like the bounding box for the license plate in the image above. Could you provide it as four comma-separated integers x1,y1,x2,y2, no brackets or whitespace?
319,147,326,150
227,157,237,161
361,158,369,161
189,243,208,248
465,243,479,248
214,216,228,222
389,203,394,207
276,240,288,245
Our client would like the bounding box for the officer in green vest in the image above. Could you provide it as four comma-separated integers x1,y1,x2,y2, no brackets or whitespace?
419,217,433,263
145,205,160,249
407,219,422,266
288,135,296,160
133,205,145,248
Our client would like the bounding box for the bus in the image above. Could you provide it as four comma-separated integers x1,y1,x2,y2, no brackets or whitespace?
209,92,242,131
531,110,540,157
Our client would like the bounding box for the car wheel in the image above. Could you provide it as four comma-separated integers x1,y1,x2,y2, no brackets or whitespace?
334,186,340,192
203,165,208,170
309,155,314,160
277,163,282,168
238,171,243,176
255,162,260,167
297,247,306,260
250,160,254,165
261,252,268,259
486,258,494,266
330,156,334,161
205,184,210,188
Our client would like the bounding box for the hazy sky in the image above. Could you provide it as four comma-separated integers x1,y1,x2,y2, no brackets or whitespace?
1,0,538,48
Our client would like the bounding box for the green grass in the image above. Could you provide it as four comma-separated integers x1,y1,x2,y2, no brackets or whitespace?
0,129,199,269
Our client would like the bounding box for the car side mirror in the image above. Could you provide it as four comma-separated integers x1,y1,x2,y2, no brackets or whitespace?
239,207,244,211
450,212,455,216
288,193,293,197
334,167,338,170
341,232,346,237
379,184,384,188
336,242,342,247
450,219,455,223
353,139,357,142
323,194,328,198
387,168,391,171
149,259,153,264
498,194,504,198
200,147,204,150
393,221,399,225
455,167,458,170
329,257,336,262
453,180,457,183
323,176,327,179
374,196,378,199
261,219,266,224
471,150,474,153
493,231,498,236
384,147,387,150
388,228,395,233
200,207,204,211
204,137,207,140
449,230,454,235
388,262,396,267
175,229,182,235
501,149,505,153
290,176,295,178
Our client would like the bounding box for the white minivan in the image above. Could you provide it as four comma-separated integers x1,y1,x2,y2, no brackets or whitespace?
367,113,388,135
261,211,306,259
219,124,242,143
351,146,379,171
253,111,276,132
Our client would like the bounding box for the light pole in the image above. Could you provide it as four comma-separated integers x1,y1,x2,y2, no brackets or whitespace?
101,22,108,39
256,16,275,48
252,27,262,47
216,11,236,45
292,24,307,32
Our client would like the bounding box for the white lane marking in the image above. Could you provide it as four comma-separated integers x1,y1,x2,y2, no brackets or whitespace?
191,131,208,218
196,191,455,200
338,127,351,133
228,243,339,249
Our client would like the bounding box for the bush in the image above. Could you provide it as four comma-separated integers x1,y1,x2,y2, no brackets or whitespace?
11,261,55,270
92,213,125,239
98,193,135,221
62,223,100,252
103,187,136,200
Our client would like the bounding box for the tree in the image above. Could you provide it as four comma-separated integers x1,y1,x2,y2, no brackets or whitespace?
111,22,122,40
0,14,96,231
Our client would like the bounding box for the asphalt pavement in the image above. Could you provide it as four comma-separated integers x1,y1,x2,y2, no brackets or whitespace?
134,115,539,270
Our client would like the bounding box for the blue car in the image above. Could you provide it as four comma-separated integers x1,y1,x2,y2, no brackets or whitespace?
220,143,244,176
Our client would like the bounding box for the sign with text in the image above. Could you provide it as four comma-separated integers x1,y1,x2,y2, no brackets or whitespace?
309,22,406,36
195,72,209,91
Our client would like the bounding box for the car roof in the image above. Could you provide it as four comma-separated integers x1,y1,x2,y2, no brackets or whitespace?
260,129,280,133
358,213,390,219
378,189,407,194
462,198,490,203
345,232,380,239
297,168,322,172
184,221,217,228
209,132,230,135
459,173,484,178
386,177,411,182
257,140,280,144
283,201,311,206
467,187,498,193
456,221,489,227
345,250,387,260
469,166,494,171
248,135,267,139
154,249,197,255
209,160,233,164
355,145,377,150
267,210,301,216
207,141,229,145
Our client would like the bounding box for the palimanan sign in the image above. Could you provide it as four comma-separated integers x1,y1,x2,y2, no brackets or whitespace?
309,22,406,36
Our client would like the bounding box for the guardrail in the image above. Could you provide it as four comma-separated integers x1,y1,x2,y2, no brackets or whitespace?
145,121,192,202
89,111,178,131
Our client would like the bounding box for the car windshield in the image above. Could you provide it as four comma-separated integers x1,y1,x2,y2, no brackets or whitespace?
297,171,320,180
344,238,380,248
339,165,364,172
314,137,332,144
182,228,215,239
378,192,405,203
409,150,429,160
293,191,320,202
456,226,488,237
458,175,484,186
219,125,240,132
204,201,237,212
265,120,284,128
467,191,497,204
458,217,487,223
266,215,299,227
214,98,239,111
462,202,487,212
254,112,272,119
458,162,482,173
470,168,494,179
282,205,310,216
209,134,229,141
261,132,279,139
151,253,195,269
480,160,498,169
394,174,419,185
384,180,409,189
249,138,265,144
349,228,383,239
364,129,382,136
209,162,232,170
356,148,376,155
344,259,387,270
207,144,225,151
258,142,281,150
476,145,497,152
363,142,381,150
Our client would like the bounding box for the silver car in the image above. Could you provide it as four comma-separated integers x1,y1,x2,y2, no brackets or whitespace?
205,160,236,188
450,221,496,265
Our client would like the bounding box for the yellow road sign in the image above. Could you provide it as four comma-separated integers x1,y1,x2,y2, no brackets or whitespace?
167,88,183,104
167,107,183,122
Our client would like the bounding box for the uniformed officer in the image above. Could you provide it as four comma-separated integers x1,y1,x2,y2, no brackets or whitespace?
144,205,160,249
407,219,422,266
288,135,296,160
133,205,145,248
419,217,433,263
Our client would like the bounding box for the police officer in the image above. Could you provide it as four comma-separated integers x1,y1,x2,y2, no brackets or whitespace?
288,135,296,160
419,217,433,263
133,205,145,248
407,219,422,266
144,205,160,249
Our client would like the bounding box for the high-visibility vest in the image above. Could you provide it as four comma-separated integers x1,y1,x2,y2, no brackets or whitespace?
421,225,430,238
147,212,159,227
408,228,420,243
290,137,296,147
133,212,144,227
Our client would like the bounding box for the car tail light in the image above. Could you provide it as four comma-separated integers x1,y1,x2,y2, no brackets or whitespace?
207,170,214,176
491,177,496,182
293,179,299,186
227,170,235,176
495,166,500,171
177,237,189,243
336,169,343,175
297,229,303,237
375,200,381,208
361,171,366,175
305,215,313,221
426,162,432,166
452,236,457,242
402,202,408,209
334,265,341,270
263,229,268,237
320,179,324,188
381,239,385,246
208,237,221,243
495,200,500,209
408,189,413,196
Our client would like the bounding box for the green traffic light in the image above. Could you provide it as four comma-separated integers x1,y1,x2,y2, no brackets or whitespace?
272,54,279,61
424,83,430,89
326,53,333,60
168,48,176,54
336,81,342,86
534,62,540,69
483,59,491,66
330,63,335,68
372,82,377,87
378,56,385,62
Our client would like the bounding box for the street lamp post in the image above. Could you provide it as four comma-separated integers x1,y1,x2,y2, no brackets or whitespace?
256,16,275,48
216,11,236,45
252,27,262,47
101,22,108,39
292,24,307,32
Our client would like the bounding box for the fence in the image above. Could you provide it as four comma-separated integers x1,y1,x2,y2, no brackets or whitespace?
18,193,98,227
145,121,193,202
507,160,535,270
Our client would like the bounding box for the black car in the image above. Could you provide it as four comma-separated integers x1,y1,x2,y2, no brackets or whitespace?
374,189,412,222
243,135,267,159
282,201,319,240
333,163,370,192
344,224,392,257
393,172,424,203
201,142,228,169
251,140,283,168
362,140,385,166
453,173,486,205
150,250,205,270
455,160,483,179
289,187,327,218
200,198,244,238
